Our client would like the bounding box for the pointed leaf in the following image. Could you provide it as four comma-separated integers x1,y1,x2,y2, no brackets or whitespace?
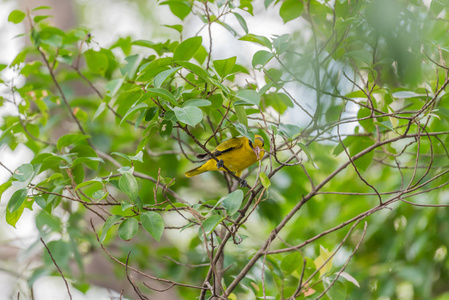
120,103,148,126
7,189,28,213
182,99,211,107
57,133,90,151
146,88,177,106
8,10,26,24
173,106,203,127
260,172,271,188
154,67,182,88
118,218,139,241
141,211,165,241
213,56,237,79
233,12,248,34
145,107,159,121
222,190,244,216
280,0,304,23
201,215,224,235
174,36,202,61
119,170,138,202
252,50,274,69
235,90,260,106
234,105,248,126
13,164,34,182
159,120,173,140
239,34,272,48
233,123,255,141
100,215,122,242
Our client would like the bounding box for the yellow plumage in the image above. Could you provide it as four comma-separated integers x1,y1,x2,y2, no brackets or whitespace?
185,135,265,178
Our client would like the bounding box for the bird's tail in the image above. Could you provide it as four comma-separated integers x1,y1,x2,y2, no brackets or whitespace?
185,165,207,177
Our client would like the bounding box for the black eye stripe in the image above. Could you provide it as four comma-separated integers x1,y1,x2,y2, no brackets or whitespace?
249,140,254,149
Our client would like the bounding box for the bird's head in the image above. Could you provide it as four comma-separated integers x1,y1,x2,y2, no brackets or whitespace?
250,135,265,160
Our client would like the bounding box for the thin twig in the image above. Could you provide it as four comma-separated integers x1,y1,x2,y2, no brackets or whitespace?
40,238,72,300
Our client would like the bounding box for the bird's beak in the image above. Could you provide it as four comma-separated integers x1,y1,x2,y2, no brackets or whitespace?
253,146,261,159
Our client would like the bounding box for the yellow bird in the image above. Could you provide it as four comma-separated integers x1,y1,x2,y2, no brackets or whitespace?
185,135,265,182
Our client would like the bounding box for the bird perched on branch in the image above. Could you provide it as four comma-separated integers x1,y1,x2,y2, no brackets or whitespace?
185,135,265,185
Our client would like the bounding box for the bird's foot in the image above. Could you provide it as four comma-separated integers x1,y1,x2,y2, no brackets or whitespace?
239,179,248,187
216,159,224,169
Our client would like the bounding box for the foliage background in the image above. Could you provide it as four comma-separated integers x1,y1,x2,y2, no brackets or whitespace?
1,0,449,299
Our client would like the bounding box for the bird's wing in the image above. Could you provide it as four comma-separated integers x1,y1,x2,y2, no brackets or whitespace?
213,137,244,155
196,137,244,160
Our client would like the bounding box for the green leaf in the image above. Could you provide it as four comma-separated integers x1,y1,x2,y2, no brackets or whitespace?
392,91,425,98
298,143,318,169
146,88,177,106
137,57,172,81
141,211,165,241
120,103,148,126
36,210,61,232
13,164,34,182
8,10,26,24
233,12,248,34
173,36,202,61
120,54,142,79
32,6,52,11
173,106,203,127
252,50,274,69
7,189,28,213
145,107,159,121
93,102,107,120
201,215,224,235
154,67,182,88
182,99,211,107
119,169,138,202
43,240,71,269
175,61,211,82
357,107,375,132
278,123,301,139
161,0,192,20
213,56,237,79
340,272,360,287
233,123,255,142
129,151,144,162
72,157,105,169
314,246,333,277
100,215,122,242
6,197,27,228
9,49,28,67
159,120,173,140
280,0,304,23
260,172,271,188
74,179,102,192
235,105,248,126
0,181,12,198
281,251,303,274
264,93,293,114
235,90,261,106
222,190,244,216
84,49,108,75
33,15,50,23
34,195,46,209
239,34,272,48
57,133,90,151
164,24,183,33
351,137,375,171
105,78,124,97
118,218,139,241
326,280,347,300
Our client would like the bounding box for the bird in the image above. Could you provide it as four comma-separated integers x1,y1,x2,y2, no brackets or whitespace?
185,135,265,185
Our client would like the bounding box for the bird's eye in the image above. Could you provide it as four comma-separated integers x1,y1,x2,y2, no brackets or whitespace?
249,140,254,149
